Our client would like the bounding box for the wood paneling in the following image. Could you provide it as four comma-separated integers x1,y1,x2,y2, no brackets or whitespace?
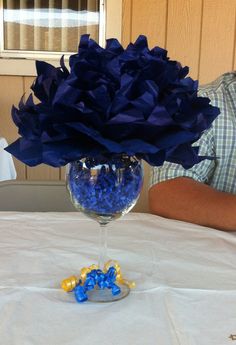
60,166,66,181
130,0,167,48
199,0,236,84
122,0,132,47
233,11,236,71
11,158,26,180
0,76,24,141
0,75,26,179
166,0,203,80
27,165,60,181
106,0,122,41
122,0,236,84
23,76,35,101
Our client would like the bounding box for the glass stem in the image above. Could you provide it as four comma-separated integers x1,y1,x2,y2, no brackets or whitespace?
98,222,108,269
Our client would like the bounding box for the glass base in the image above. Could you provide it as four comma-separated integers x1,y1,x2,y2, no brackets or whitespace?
87,284,130,303
60,284,130,304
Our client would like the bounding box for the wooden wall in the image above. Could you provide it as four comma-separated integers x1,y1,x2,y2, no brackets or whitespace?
122,0,236,84
0,0,236,212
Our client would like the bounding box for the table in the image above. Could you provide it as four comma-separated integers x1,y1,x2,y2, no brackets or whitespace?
0,212,235,345
0,137,16,181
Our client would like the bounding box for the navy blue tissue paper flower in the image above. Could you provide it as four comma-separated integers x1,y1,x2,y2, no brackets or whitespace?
5,35,220,168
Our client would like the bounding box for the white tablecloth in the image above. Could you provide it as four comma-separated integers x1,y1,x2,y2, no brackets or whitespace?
0,212,236,345
0,137,16,181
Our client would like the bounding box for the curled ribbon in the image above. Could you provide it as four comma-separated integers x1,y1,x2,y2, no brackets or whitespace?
80,264,99,283
61,275,79,292
104,260,136,289
61,261,135,302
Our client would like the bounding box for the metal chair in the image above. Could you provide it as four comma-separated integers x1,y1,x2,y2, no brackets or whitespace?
0,180,75,211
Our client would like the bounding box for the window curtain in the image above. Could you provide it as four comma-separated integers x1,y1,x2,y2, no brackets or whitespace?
3,0,100,52
4,0,17,49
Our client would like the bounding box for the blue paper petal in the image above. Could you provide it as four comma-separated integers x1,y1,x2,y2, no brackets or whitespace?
6,34,220,168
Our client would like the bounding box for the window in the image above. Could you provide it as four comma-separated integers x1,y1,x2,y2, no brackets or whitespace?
0,0,105,59
0,0,121,75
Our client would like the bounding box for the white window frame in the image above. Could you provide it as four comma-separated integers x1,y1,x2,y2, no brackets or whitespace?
0,0,121,76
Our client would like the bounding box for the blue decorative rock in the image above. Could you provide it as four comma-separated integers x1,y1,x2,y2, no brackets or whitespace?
67,156,143,217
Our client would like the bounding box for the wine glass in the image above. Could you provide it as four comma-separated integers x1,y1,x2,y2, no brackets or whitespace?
66,155,144,302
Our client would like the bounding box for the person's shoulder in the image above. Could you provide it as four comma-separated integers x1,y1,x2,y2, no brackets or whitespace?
199,72,236,96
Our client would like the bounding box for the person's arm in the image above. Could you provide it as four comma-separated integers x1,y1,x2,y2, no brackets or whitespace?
149,176,236,231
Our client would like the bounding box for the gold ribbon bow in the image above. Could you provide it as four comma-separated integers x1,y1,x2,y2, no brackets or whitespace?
61,275,79,292
61,264,99,292
61,261,135,292
104,260,136,289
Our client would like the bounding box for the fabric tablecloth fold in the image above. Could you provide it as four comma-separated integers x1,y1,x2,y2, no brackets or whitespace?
0,212,235,345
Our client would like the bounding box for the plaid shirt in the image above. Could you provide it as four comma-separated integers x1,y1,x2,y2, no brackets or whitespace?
150,72,236,193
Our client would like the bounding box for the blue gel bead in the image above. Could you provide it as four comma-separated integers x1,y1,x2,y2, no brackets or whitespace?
68,157,143,215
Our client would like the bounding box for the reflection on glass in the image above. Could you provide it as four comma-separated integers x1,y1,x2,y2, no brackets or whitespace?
3,0,99,52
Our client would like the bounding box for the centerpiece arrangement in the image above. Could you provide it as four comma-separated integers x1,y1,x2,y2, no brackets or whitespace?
6,34,220,302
